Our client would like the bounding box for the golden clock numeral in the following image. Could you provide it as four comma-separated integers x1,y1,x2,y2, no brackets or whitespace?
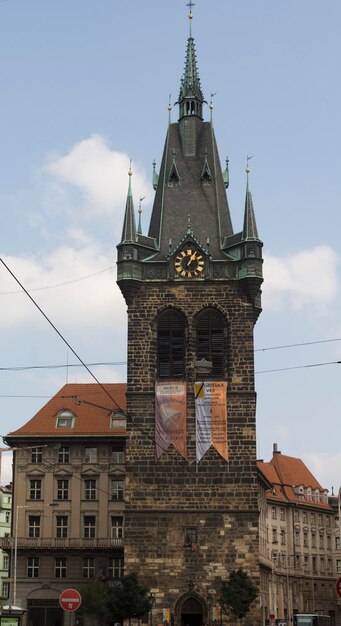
197,266,203,272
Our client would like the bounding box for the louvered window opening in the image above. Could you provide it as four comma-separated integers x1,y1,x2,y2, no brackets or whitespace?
157,310,185,378
196,310,225,377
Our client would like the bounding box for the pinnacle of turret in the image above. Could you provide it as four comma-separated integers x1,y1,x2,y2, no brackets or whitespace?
120,166,137,243
178,11,204,119
242,168,259,241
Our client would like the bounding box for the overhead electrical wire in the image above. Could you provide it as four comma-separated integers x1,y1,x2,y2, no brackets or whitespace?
0,257,200,478
0,266,113,295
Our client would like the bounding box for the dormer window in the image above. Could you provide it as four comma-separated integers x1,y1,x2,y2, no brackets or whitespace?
56,410,75,429
110,411,126,430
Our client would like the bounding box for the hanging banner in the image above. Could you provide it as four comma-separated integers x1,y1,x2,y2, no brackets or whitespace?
195,381,228,462
155,382,187,459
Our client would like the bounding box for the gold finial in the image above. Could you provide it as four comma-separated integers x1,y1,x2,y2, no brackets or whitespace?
186,1,195,19
246,154,253,174
138,196,145,214
128,158,132,176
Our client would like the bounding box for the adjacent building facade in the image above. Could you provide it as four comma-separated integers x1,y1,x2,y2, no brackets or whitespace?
0,484,12,602
258,445,341,625
3,384,126,626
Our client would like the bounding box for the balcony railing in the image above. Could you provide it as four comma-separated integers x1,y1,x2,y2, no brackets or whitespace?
0,536,123,550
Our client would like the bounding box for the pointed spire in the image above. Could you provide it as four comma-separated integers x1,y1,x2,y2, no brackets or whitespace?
152,159,159,191
222,157,229,189
120,163,137,243
200,150,213,184
242,159,259,241
178,5,204,120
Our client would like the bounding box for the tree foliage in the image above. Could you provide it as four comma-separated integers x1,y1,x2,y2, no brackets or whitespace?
220,569,258,621
80,573,151,625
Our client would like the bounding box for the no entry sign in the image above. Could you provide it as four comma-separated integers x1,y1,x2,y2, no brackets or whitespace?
336,577,341,599
59,589,82,612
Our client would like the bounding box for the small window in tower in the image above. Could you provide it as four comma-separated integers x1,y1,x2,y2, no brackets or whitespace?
196,309,226,377
184,527,198,550
157,309,186,379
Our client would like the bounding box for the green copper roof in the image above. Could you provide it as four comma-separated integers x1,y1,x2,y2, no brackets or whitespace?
120,170,137,243
242,170,259,241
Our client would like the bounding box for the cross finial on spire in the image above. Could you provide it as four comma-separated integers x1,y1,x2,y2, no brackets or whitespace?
186,1,195,35
246,154,253,174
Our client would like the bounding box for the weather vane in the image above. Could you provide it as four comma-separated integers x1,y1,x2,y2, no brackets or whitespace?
246,155,254,173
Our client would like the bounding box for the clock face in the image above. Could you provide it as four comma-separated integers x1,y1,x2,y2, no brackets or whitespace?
174,248,205,278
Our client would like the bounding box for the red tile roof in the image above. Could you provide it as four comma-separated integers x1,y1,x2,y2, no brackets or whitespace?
257,452,331,510
6,383,127,438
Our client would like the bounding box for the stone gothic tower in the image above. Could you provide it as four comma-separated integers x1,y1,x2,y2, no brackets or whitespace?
117,9,263,626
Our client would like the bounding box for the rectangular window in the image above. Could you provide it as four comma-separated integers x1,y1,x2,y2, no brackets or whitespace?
320,557,325,572
111,516,124,539
56,516,68,539
310,513,315,524
111,449,125,464
303,532,308,547
327,558,332,572
55,557,67,578
280,508,285,521
28,515,41,538
85,448,97,463
5,511,10,523
280,530,286,545
110,414,126,429
312,557,317,572
57,479,69,500
302,512,307,523
311,534,316,548
294,510,299,522
58,446,70,463
111,479,124,501
327,535,331,550
31,447,43,463
271,507,276,519
319,533,324,548
336,536,340,550
272,528,277,544
56,413,74,428
83,516,96,539
295,530,300,546
3,555,9,570
2,581,9,598
27,557,39,578
82,557,95,579
185,527,198,548
84,479,97,500
108,557,124,579
337,560,341,573
29,479,42,500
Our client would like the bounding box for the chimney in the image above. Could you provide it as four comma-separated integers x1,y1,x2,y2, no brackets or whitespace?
273,443,281,454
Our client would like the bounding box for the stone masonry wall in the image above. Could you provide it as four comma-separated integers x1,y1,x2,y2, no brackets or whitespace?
123,279,260,625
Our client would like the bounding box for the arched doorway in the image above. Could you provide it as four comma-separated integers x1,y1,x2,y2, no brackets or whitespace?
180,596,204,626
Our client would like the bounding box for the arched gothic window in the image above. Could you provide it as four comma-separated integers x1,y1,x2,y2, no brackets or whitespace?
196,308,226,377
157,309,186,379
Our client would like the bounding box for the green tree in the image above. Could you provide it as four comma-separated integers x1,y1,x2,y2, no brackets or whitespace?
80,573,151,626
79,580,112,625
220,569,258,623
109,573,151,623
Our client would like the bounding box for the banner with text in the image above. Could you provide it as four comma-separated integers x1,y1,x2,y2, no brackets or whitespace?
195,381,228,462
155,382,187,459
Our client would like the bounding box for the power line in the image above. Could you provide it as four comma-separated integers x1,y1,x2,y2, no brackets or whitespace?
255,337,341,352
0,266,113,295
257,360,341,375
0,361,126,372
1,335,341,373
0,258,200,479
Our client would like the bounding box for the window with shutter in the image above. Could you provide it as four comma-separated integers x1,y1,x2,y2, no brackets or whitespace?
196,309,226,377
157,309,186,378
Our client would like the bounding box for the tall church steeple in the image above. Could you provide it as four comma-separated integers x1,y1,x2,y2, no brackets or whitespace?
120,166,136,244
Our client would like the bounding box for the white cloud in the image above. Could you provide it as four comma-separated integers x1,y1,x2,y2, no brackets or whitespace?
45,134,152,220
303,451,341,493
263,245,339,312
0,244,126,333
0,452,13,486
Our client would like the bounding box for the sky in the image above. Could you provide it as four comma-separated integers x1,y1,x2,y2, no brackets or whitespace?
0,0,340,490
